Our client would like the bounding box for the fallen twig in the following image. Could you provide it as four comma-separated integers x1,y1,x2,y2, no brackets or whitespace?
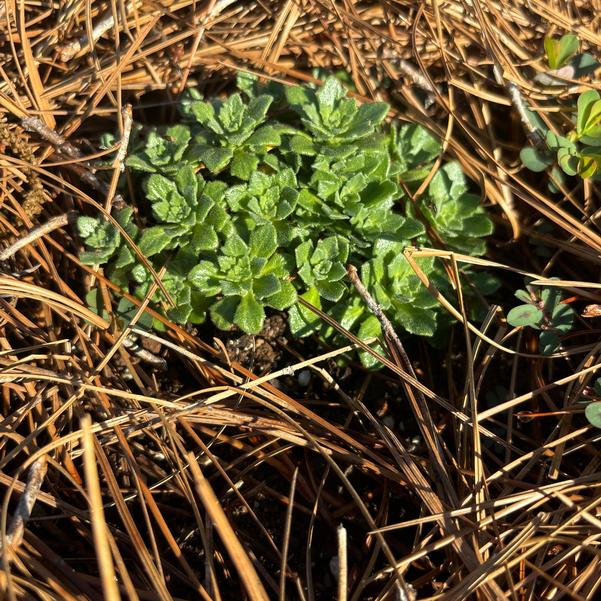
21,116,126,206
0,213,74,262
1,457,47,552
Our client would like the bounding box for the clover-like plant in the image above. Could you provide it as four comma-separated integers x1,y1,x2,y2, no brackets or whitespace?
506,280,575,355
78,75,494,367
584,378,601,428
520,34,601,182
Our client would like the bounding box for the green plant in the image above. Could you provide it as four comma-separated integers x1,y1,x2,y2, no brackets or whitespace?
521,34,601,181
506,280,575,355
78,75,493,367
584,378,601,428
544,34,579,70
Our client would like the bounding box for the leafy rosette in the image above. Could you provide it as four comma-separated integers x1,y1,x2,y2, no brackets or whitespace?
79,75,495,367
188,223,296,333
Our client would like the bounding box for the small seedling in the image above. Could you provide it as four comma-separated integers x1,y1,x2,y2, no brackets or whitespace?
507,280,575,354
521,33,601,181
544,34,579,70
584,378,601,428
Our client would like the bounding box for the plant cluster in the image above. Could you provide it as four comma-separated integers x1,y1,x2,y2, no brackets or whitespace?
521,33,601,182
78,75,493,366
506,280,575,355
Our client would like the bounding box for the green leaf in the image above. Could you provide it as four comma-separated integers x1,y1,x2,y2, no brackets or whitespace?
188,261,221,296
234,292,265,334
191,101,221,132
253,274,280,299
394,303,437,336
317,77,345,118
219,94,244,131
354,102,389,129
520,147,553,172
539,330,560,355
545,34,578,69
249,223,277,258
200,146,234,173
288,287,322,337
210,297,238,330
125,154,157,173
357,315,385,369
230,150,259,180
175,165,199,204
223,232,248,257
557,146,579,176
358,314,382,340
579,154,600,178
265,280,297,310
551,302,575,333
571,53,601,78
585,401,601,428
507,304,543,328
138,226,174,256
246,95,273,123
515,289,532,303
147,175,190,223
316,280,346,302
78,216,100,239
577,90,601,135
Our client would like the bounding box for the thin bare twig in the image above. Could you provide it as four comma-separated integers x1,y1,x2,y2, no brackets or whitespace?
115,104,133,172
337,524,347,601
0,213,74,261
279,467,298,601
21,116,126,205
1,457,47,552
57,4,131,62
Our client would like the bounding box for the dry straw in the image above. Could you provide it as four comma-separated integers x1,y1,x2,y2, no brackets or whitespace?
1,1,601,599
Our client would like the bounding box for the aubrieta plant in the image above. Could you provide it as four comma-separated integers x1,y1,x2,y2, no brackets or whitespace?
78,75,494,367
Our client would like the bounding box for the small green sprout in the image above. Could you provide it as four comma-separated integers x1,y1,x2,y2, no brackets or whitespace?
507,281,575,355
584,378,601,428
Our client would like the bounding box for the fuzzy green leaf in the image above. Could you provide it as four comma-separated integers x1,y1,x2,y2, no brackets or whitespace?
138,226,175,257
250,224,277,258
230,150,259,180
288,287,322,337
234,292,265,333
265,280,297,310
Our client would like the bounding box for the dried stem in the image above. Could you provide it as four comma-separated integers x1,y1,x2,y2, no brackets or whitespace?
1,457,47,552
0,213,74,261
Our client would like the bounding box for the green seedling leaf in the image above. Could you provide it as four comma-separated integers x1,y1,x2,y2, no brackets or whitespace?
539,330,560,355
234,292,265,333
545,34,579,69
571,53,601,78
507,304,543,328
520,147,553,172
577,90,601,136
585,401,601,428
557,146,579,176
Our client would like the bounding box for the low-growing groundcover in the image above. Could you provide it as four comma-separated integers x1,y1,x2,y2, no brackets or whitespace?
78,75,494,366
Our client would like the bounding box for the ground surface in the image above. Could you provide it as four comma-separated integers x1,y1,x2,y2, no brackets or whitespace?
1,1,601,600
